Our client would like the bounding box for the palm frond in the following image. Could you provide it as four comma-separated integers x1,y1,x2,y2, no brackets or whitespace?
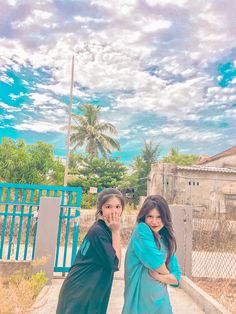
97,134,121,152
96,122,118,135
96,140,108,158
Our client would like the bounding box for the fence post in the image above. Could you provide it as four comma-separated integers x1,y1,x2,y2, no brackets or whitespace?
170,205,192,277
34,197,61,283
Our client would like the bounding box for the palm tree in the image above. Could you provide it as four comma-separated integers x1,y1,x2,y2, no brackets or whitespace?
142,140,161,165
130,140,160,197
69,104,120,158
169,147,179,157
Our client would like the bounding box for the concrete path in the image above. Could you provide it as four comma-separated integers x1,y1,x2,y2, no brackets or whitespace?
32,248,205,314
32,277,205,314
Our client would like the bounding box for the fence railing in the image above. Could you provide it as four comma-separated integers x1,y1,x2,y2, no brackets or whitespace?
192,210,236,313
0,183,82,272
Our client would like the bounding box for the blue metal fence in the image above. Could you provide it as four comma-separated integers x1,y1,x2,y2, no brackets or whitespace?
0,183,82,272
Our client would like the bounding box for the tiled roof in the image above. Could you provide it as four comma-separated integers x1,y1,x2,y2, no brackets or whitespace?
198,146,236,165
177,165,236,173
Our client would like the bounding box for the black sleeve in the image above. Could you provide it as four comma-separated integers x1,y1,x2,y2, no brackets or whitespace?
88,227,119,271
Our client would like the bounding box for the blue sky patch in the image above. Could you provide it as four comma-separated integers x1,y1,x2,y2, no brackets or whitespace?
218,62,236,87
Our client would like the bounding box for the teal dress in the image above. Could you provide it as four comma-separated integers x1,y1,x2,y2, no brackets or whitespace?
122,222,182,314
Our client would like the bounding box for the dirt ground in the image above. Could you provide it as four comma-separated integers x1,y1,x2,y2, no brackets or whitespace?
192,277,236,314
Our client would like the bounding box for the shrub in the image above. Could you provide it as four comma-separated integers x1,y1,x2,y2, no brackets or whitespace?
81,193,97,209
28,271,48,298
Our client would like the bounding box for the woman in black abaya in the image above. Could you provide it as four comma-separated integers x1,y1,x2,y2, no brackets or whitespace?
56,188,125,314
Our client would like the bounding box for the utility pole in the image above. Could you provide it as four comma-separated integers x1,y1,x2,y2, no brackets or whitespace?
63,55,75,186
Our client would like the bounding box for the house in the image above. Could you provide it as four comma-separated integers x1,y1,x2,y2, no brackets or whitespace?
197,146,236,168
147,147,236,215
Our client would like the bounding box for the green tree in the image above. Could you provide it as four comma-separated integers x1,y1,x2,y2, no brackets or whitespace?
68,152,84,175
69,104,120,158
68,155,127,208
0,138,31,183
68,156,127,191
0,137,64,185
162,148,199,165
49,160,65,185
124,141,161,201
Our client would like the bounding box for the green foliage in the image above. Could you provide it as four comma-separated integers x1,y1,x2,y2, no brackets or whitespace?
49,160,65,185
0,270,48,313
68,155,127,192
128,141,161,199
81,193,98,209
0,137,64,185
162,148,199,165
7,270,48,298
28,271,48,298
68,152,84,175
68,103,120,158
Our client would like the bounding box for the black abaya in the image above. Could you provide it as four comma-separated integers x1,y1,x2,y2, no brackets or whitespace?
56,219,119,314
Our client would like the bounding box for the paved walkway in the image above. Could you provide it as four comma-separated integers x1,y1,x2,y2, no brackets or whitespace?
32,249,205,314
32,262,205,314
32,277,204,314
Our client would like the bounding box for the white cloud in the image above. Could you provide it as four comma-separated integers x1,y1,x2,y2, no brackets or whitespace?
231,77,236,85
146,0,187,6
1,74,14,85
4,114,15,120
29,92,56,106
225,107,236,119
36,83,88,99
0,102,21,112
9,92,25,100
0,113,13,121
7,0,18,5
140,18,172,33
14,120,65,133
145,123,223,145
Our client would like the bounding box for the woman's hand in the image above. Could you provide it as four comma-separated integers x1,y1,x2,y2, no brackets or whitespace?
149,269,178,285
104,212,122,267
149,270,162,281
104,212,121,232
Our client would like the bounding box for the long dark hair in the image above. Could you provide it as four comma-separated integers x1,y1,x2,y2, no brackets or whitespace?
95,188,125,220
136,195,177,266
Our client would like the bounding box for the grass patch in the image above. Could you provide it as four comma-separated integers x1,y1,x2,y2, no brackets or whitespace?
0,270,48,314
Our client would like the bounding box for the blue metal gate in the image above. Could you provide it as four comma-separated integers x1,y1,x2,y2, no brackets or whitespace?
0,183,82,272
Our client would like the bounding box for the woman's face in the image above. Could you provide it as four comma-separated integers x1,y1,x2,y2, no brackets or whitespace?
145,207,164,234
101,196,122,218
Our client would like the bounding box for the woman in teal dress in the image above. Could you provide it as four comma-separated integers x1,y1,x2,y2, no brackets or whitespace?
122,195,182,314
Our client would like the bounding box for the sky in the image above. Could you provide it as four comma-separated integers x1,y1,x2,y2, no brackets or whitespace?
0,0,236,165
